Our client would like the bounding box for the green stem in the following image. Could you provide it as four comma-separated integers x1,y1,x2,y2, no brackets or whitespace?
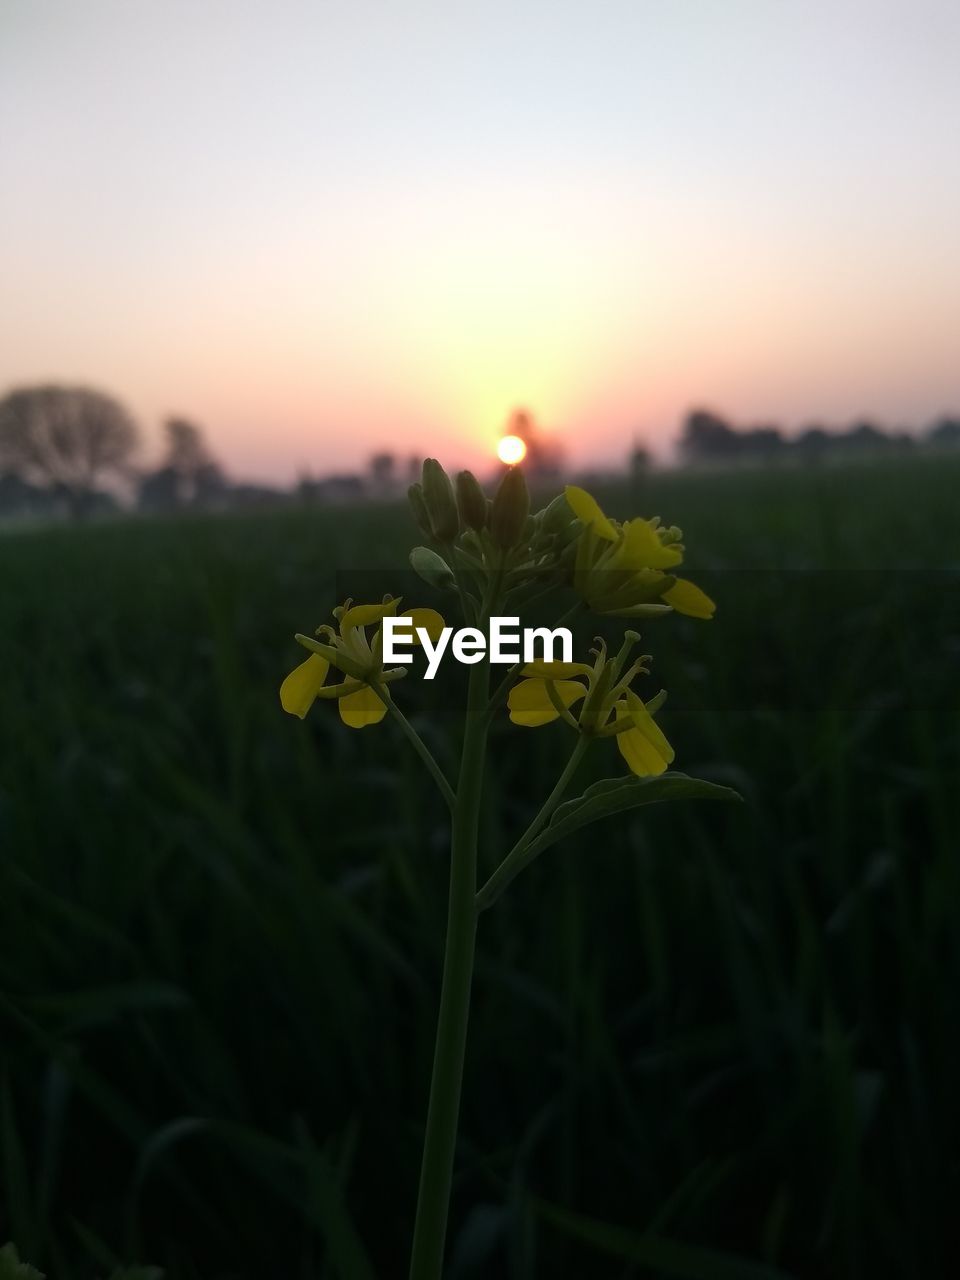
442,540,477,625
475,735,589,912
373,683,457,812
504,573,562,608
484,660,521,721
556,598,585,628
408,656,490,1279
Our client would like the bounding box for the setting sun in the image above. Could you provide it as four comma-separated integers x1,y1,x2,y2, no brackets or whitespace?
497,434,527,465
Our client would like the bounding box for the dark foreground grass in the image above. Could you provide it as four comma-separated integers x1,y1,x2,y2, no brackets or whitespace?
1,455,959,1278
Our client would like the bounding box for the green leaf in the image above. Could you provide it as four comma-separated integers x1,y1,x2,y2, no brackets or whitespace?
537,771,742,857
477,771,742,909
0,1244,45,1280
105,1270,164,1280
211,1120,378,1280
535,1199,790,1280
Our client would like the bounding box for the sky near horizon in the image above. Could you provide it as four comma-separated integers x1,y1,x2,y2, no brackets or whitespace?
2,0,959,482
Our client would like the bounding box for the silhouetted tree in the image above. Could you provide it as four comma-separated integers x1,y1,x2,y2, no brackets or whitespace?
680,409,740,463
166,417,211,474
137,465,180,512
795,426,830,465
368,451,397,495
676,410,960,470
627,438,651,506
0,384,139,517
629,439,651,478
741,425,784,462
193,459,227,505
889,430,916,453
843,421,888,452
504,407,563,478
138,416,226,511
928,416,960,449
164,416,226,502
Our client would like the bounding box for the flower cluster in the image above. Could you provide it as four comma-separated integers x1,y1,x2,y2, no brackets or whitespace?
280,596,443,727
565,485,715,619
508,633,674,776
281,462,714,779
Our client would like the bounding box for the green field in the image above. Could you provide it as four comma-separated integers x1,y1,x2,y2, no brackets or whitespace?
1,456,959,1279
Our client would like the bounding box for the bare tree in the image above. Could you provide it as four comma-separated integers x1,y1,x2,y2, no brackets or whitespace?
0,384,139,517
137,416,226,510
156,414,227,504
164,416,212,477
368,450,397,495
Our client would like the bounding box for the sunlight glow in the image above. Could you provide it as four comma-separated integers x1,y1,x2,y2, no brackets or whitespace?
497,435,527,465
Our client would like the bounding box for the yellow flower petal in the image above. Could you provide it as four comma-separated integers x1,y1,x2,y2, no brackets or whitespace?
338,684,388,728
615,519,683,570
612,695,670,775
520,661,594,679
279,654,330,719
507,678,586,727
402,608,446,643
564,485,617,541
662,578,716,619
341,599,400,632
625,690,675,764
617,725,670,776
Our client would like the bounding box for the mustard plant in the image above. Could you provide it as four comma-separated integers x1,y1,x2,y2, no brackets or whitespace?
280,461,740,1278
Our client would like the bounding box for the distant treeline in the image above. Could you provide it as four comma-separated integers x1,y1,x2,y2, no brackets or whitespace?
3,382,960,523
678,408,960,466
0,383,429,522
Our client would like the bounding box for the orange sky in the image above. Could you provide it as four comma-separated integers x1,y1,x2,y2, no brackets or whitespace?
2,1,959,481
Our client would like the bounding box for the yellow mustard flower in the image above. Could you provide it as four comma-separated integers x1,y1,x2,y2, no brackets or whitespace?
506,660,594,727
506,637,674,777
565,485,715,620
280,597,444,728
612,689,675,776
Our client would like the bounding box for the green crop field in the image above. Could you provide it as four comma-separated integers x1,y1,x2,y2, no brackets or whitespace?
1,455,959,1279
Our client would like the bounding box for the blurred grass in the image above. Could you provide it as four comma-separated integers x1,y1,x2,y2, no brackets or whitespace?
0,454,958,1278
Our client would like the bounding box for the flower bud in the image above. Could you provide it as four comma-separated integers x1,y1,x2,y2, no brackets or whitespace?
421,458,460,541
410,545,456,590
490,465,530,549
407,482,432,537
537,491,576,536
455,470,487,531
